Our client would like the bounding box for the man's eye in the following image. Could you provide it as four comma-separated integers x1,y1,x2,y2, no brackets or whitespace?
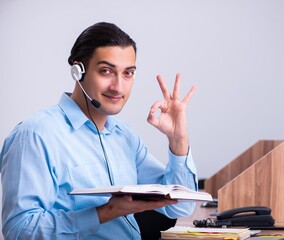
100,68,112,75
124,71,135,78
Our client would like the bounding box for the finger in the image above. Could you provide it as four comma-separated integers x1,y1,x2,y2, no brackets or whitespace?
147,101,166,127
172,73,181,100
182,85,197,104
156,75,171,102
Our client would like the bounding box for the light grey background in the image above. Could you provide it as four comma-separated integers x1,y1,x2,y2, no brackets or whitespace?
1,0,284,178
0,0,284,238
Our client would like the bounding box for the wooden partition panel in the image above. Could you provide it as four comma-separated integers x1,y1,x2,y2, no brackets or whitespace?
218,142,284,226
204,140,283,198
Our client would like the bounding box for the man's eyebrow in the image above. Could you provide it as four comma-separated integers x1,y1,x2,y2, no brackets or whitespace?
97,60,136,70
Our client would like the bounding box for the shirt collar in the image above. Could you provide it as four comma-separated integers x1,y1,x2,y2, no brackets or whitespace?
58,93,122,133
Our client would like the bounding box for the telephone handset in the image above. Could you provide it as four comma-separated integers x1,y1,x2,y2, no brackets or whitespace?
216,206,275,227
217,206,271,220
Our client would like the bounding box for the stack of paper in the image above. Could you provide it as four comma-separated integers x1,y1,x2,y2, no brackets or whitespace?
161,226,251,240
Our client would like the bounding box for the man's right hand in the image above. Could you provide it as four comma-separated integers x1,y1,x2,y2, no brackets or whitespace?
97,195,177,223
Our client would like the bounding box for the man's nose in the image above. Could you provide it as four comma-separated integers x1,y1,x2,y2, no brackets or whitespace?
109,74,123,92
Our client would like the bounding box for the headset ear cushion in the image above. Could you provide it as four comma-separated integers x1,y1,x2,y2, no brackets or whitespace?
71,63,85,81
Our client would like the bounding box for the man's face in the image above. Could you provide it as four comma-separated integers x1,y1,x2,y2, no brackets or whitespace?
82,46,136,116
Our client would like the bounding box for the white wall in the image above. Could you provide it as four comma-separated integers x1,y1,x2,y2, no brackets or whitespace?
1,0,284,180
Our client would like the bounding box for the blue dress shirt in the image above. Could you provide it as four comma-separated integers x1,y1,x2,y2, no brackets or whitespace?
0,93,197,239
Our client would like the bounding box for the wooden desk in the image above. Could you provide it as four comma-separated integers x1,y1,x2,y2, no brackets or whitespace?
176,202,216,226
170,202,284,239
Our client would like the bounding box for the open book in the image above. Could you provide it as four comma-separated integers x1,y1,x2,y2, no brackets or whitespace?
69,184,213,202
161,226,251,239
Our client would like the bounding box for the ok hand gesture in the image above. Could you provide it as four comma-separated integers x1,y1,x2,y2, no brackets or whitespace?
147,74,196,156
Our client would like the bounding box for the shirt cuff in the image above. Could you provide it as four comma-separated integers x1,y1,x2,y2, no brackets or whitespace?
168,147,197,176
76,206,100,237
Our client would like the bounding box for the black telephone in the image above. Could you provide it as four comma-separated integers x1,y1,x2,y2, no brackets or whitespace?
216,206,275,227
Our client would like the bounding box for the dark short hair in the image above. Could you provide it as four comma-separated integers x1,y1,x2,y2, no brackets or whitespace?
68,22,137,67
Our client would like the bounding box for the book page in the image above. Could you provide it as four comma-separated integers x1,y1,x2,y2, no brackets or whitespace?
122,184,173,194
69,184,213,202
169,187,213,201
70,186,122,195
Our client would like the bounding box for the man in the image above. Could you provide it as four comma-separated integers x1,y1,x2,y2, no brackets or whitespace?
0,22,197,239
